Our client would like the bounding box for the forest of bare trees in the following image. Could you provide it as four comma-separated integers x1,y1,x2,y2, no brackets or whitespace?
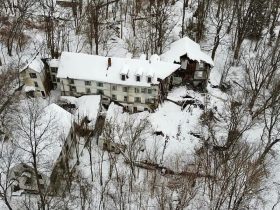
0,0,280,209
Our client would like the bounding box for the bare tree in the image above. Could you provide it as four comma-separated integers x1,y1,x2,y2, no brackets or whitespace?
13,99,57,210
0,143,21,210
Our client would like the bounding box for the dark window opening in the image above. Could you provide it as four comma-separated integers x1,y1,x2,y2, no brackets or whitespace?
135,97,141,103
69,79,74,84
51,67,58,73
41,91,46,97
97,89,104,95
29,73,37,78
123,87,128,92
86,88,91,94
85,81,91,86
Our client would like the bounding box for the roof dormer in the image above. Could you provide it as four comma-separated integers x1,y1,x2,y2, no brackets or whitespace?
120,64,129,81
135,67,143,82
121,74,126,81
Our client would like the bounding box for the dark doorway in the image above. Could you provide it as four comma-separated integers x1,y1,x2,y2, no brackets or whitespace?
133,107,137,113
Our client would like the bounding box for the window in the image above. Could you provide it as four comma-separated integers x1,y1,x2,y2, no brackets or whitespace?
135,97,141,103
141,88,146,93
145,98,155,103
147,89,152,94
52,75,56,81
112,85,117,91
97,89,104,95
51,67,57,73
199,62,204,69
123,87,128,92
97,82,103,87
70,86,76,92
25,177,32,186
85,81,91,86
57,78,60,82
124,96,128,102
135,88,139,93
121,74,126,81
86,88,91,94
195,71,204,78
69,79,74,84
147,77,152,83
34,81,38,87
112,94,117,100
136,75,141,82
29,73,37,78
41,91,46,97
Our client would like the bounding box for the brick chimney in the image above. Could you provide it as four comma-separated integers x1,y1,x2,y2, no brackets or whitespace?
107,57,112,69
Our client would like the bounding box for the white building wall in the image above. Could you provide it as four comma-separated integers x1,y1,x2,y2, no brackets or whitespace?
20,68,47,97
59,78,159,111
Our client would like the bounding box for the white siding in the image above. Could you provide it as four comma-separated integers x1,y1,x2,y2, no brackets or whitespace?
59,78,159,111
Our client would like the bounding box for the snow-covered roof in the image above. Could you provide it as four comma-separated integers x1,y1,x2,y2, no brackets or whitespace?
161,37,214,66
24,86,35,92
20,57,45,73
61,95,101,126
16,102,73,176
57,52,180,87
39,103,73,174
47,59,59,68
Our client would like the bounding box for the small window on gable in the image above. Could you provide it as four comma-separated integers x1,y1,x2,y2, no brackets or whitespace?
136,75,140,82
147,77,152,83
195,71,204,78
29,73,37,78
121,74,126,81
51,67,57,73
34,81,38,87
199,62,204,69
